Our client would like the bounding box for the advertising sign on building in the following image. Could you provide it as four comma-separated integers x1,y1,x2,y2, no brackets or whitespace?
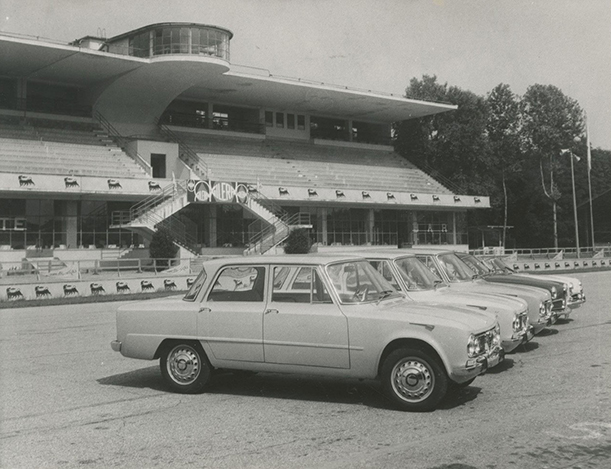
186,180,250,204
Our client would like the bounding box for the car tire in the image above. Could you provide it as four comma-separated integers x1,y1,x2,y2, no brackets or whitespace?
160,341,211,394
381,347,448,412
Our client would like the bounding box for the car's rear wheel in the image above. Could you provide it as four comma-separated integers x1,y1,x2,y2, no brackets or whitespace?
160,341,211,394
381,348,448,411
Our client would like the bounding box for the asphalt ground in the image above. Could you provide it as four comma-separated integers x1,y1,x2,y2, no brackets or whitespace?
1,271,610,468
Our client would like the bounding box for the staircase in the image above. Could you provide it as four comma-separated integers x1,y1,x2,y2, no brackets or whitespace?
110,180,200,254
241,189,311,255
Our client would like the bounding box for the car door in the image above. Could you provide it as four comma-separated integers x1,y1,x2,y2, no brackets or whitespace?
197,264,266,362
263,265,350,369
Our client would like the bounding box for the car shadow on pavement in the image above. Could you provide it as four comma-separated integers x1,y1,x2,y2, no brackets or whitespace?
439,385,481,409
98,367,480,412
97,366,169,392
485,357,515,374
510,340,540,354
536,328,559,337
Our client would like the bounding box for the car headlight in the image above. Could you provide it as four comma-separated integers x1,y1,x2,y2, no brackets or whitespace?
538,301,546,318
467,334,483,358
512,313,521,332
493,324,501,348
550,286,557,299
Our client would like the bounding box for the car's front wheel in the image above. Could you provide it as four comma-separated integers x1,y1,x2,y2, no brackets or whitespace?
160,341,211,394
381,348,448,411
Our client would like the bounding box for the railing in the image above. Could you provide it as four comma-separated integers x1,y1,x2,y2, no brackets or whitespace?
0,96,92,117
473,246,611,259
130,180,187,221
0,257,200,280
157,121,208,178
160,111,265,135
246,212,311,255
93,111,152,175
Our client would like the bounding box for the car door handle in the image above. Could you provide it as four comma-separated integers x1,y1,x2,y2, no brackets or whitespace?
199,306,211,313
265,309,279,315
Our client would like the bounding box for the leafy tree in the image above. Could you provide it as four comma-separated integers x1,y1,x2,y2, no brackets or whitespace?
396,75,496,239
149,228,179,268
284,228,312,254
486,84,523,246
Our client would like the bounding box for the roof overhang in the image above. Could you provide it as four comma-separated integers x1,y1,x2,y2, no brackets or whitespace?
0,33,456,123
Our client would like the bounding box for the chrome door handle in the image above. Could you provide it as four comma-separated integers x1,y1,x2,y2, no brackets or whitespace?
265,309,279,315
199,306,211,313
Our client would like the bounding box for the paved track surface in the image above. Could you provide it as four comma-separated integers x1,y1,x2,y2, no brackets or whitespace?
1,271,610,468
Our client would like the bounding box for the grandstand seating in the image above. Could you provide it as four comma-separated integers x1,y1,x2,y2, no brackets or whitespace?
173,130,452,194
0,116,148,178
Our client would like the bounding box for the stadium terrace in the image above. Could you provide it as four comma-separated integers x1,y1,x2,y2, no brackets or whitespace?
0,22,489,260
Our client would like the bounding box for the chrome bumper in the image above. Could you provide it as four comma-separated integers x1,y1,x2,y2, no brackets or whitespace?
111,340,122,352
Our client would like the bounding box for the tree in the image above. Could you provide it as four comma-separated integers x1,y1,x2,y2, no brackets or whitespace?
284,228,312,254
396,75,497,242
149,228,179,268
486,84,523,246
521,84,584,248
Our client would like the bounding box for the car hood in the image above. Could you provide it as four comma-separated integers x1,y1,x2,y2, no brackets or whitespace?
376,298,496,332
406,288,522,316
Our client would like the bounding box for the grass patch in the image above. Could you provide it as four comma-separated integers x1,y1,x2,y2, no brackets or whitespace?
0,290,187,309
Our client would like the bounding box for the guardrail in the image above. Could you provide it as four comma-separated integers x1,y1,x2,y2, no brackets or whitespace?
0,257,200,281
472,246,611,259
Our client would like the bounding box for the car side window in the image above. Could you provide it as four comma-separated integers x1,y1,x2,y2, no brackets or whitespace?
417,256,442,279
272,266,332,304
207,266,265,302
369,260,401,291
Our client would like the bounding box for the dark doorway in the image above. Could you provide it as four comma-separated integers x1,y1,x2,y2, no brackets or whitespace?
151,154,166,178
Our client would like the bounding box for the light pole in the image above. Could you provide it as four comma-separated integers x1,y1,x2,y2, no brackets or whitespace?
560,137,581,258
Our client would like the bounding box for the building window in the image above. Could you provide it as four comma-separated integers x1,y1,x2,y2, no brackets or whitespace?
276,112,284,128
287,114,295,129
265,111,273,127
297,115,305,130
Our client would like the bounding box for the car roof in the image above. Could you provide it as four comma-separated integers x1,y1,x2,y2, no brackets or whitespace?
201,253,366,269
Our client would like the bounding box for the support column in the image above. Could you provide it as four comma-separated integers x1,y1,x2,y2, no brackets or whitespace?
366,209,375,245
56,201,78,248
207,102,214,129
319,208,328,245
452,212,457,245
204,205,218,247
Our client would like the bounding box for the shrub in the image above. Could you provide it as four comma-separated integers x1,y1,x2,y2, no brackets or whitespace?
149,228,178,268
284,228,312,254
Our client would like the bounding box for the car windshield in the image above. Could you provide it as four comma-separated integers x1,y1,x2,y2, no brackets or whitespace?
459,254,492,276
437,253,477,282
491,258,515,274
183,267,207,301
393,256,443,290
326,260,399,304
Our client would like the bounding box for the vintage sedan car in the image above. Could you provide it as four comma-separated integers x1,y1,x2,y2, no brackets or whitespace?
361,251,530,354
111,255,501,412
485,257,585,309
455,252,572,319
413,250,554,334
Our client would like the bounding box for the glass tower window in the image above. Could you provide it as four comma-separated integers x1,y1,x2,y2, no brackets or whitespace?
118,24,231,61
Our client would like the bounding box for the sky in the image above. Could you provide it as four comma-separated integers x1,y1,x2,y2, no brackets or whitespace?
1,0,610,149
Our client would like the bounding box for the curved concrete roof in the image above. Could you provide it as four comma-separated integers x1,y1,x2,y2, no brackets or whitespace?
0,32,457,134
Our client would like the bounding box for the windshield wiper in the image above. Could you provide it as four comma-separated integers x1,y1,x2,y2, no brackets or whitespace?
376,290,395,304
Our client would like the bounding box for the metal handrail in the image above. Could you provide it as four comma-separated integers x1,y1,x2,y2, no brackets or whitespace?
157,121,208,178
93,111,152,174
130,180,187,221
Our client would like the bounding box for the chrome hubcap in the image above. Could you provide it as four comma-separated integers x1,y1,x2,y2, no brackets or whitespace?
391,359,434,402
167,346,200,385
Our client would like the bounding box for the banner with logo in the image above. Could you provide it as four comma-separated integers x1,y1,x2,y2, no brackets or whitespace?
186,180,250,204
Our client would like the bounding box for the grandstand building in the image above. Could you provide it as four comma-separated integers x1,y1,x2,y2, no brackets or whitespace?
0,22,490,261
